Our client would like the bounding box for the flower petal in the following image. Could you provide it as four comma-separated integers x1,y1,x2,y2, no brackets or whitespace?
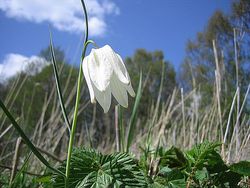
88,48,113,91
103,45,130,84
91,81,111,113
116,53,131,80
82,56,95,103
126,83,136,97
110,74,128,108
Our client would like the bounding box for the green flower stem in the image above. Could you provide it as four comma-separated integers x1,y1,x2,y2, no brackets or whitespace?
65,0,90,186
64,40,93,186
65,63,83,184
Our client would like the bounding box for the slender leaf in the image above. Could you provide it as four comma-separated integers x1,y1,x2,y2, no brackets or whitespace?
230,161,250,176
126,72,143,152
10,152,32,187
49,31,71,132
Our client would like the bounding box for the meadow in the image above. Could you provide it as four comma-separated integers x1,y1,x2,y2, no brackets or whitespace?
0,0,249,187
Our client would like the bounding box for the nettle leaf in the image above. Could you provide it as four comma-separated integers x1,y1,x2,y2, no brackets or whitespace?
52,148,147,187
159,167,183,180
185,141,222,169
230,161,250,176
159,147,188,169
213,171,242,187
153,167,186,188
195,168,208,181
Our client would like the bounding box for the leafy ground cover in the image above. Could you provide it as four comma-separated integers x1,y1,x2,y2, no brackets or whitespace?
1,142,249,187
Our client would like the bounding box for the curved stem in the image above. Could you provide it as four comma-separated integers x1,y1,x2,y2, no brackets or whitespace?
81,0,88,50
65,0,90,186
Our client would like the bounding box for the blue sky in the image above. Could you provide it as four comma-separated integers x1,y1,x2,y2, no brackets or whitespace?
0,0,231,80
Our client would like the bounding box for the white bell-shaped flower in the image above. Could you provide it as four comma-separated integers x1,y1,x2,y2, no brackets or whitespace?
82,45,135,113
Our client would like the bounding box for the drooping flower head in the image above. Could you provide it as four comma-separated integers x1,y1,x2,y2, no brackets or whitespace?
82,45,135,113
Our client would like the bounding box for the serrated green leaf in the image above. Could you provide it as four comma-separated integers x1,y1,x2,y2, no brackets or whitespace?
160,147,188,169
195,168,208,181
230,161,250,176
53,148,147,187
185,141,222,170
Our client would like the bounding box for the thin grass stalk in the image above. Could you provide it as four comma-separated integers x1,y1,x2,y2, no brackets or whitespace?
24,85,36,129
148,63,164,148
118,106,125,152
36,146,63,162
32,93,48,144
0,131,16,158
223,88,239,145
181,88,186,147
228,85,250,162
0,71,23,123
0,123,15,139
85,122,92,147
0,100,64,176
115,105,120,152
0,164,41,177
9,137,22,186
234,28,241,154
0,99,64,176
155,89,177,147
213,40,224,150
154,62,165,120
237,116,248,160
241,123,250,152
0,75,28,131
215,70,225,157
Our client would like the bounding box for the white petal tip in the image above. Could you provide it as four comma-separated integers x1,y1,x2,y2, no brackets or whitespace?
130,92,136,97
91,99,96,104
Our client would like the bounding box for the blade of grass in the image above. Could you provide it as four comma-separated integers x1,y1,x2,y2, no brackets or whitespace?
49,32,71,133
9,137,22,186
0,99,64,177
10,152,32,187
126,72,142,152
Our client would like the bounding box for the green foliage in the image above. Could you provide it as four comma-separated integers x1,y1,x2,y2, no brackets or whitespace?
1,142,248,187
126,72,143,152
154,167,186,188
230,161,250,176
50,32,71,132
160,147,188,170
52,148,147,187
185,141,222,170
146,141,248,188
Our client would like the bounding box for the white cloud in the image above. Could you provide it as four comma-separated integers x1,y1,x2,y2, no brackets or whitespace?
0,0,119,36
0,53,49,83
